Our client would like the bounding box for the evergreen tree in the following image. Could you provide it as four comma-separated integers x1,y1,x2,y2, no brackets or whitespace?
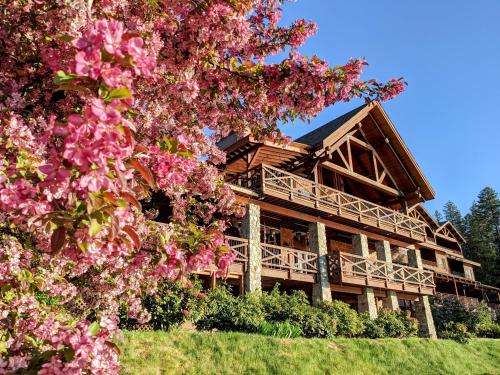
442,201,465,234
463,187,500,287
434,210,443,224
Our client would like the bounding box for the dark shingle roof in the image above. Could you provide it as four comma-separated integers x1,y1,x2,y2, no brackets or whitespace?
294,103,368,146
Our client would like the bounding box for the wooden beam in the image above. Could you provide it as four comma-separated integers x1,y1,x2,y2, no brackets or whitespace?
322,161,401,197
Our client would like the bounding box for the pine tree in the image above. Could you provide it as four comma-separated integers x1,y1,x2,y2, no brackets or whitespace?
434,210,443,224
442,201,465,234
463,187,500,287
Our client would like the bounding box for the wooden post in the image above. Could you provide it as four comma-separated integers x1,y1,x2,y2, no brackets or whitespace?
210,272,217,290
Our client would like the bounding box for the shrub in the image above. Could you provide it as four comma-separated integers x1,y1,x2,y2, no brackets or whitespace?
196,286,265,332
362,314,386,339
360,311,418,338
298,307,336,338
258,320,303,338
440,322,472,344
318,300,365,337
260,288,336,338
260,285,291,322
431,296,469,333
476,323,500,338
431,297,498,338
120,279,206,330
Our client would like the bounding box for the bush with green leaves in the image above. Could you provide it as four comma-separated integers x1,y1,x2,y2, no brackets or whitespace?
258,320,303,338
318,300,365,337
120,279,206,330
431,296,499,338
361,310,419,338
440,322,472,344
260,286,336,338
196,286,265,333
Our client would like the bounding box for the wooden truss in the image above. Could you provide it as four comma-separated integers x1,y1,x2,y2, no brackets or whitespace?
320,124,402,197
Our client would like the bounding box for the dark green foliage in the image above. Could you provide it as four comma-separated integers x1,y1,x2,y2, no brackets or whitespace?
442,201,465,234
258,320,303,338
120,279,206,330
431,297,470,333
195,286,265,332
295,307,336,338
360,311,419,338
440,322,472,344
431,296,499,339
317,300,365,337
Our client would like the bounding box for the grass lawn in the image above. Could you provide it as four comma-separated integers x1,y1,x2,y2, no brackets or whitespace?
119,330,500,375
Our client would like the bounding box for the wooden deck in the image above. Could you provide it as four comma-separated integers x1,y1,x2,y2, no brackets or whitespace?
328,251,435,295
230,164,427,242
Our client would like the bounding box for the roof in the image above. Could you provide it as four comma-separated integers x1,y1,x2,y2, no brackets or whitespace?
294,104,368,146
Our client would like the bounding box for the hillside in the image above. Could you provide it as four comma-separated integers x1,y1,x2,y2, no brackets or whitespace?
119,330,500,375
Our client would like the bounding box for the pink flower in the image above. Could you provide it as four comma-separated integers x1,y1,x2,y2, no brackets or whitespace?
96,19,125,57
75,50,101,79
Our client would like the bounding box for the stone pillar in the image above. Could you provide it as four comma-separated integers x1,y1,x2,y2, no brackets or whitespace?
407,246,437,339
352,234,378,319
241,203,261,293
309,222,332,305
375,240,399,311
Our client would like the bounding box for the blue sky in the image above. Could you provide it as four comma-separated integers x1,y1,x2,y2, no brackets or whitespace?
276,0,500,215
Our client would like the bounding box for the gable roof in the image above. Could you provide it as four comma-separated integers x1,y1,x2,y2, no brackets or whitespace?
295,104,368,147
294,101,435,202
436,221,466,243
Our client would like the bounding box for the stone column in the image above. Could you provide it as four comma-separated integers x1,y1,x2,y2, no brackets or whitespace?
241,203,261,293
309,222,332,305
375,240,399,311
407,246,437,339
352,234,378,319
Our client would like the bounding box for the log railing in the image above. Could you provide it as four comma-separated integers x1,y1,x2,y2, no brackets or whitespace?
230,164,427,241
328,251,435,291
261,243,318,275
225,236,248,267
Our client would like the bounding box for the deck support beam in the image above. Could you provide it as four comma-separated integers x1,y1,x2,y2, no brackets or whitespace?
241,203,262,293
309,222,332,305
408,246,437,339
375,240,399,311
352,234,378,319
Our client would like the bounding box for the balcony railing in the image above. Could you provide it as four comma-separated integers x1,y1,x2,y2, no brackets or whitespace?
229,164,427,241
226,236,248,267
328,251,435,295
260,243,318,282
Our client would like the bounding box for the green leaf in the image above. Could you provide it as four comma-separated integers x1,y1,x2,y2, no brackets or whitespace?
88,322,101,336
57,34,74,42
106,87,132,102
89,218,103,236
53,71,77,85
63,347,75,362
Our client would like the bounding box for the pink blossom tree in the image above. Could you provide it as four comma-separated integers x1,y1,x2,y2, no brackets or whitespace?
0,0,404,373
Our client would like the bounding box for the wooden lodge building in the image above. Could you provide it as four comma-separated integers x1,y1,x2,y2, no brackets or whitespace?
205,101,499,338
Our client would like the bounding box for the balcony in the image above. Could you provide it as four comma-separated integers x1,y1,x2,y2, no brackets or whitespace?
223,237,318,282
260,243,318,283
229,164,427,241
328,251,435,295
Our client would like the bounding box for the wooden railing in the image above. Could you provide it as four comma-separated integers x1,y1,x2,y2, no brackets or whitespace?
230,164,427,241
328,251,435,294
261,243,318,275
226,236,248,267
